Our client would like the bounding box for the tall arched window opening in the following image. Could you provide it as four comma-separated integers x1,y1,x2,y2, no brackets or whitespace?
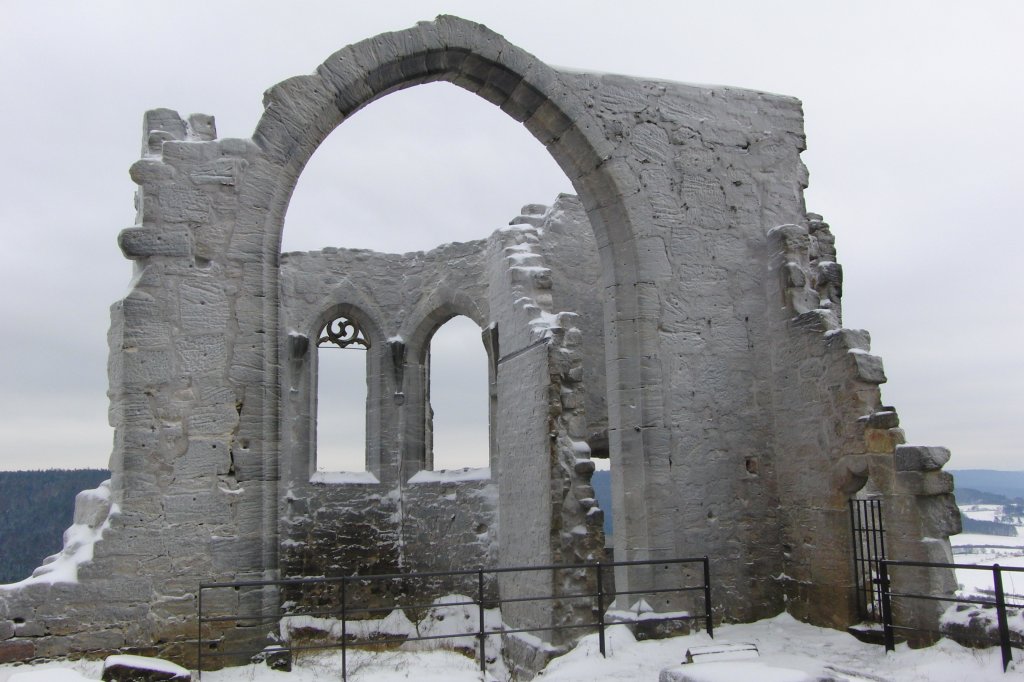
426,316,490,472
280,82,572,254
315,315,369,474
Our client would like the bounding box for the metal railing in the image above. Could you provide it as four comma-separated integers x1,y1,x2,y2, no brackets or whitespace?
879,559,1024,672
197,556,713,679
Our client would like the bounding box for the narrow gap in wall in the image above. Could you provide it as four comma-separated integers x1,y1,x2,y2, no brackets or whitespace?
591,457,613,551
429,315,489,471
316,345,367,472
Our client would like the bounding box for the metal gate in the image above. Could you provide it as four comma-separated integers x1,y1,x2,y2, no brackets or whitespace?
849,498,886,621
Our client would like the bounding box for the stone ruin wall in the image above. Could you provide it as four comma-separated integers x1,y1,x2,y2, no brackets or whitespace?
276,196,605,636
767,216,961,629
278,238,497,599
0,15,959,668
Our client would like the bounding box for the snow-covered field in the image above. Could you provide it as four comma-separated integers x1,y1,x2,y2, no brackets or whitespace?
952,503,1024,605
951,550,1024,603
961,506,1006,524
1,614,1020,682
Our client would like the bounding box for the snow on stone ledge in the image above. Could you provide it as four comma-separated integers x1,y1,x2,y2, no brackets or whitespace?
281,610,416,642
103,654,190,679
409,467,491,483
0,480,118,589
310,471,380,484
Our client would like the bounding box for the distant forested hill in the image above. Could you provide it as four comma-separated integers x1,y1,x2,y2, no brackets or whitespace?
950,470,1024,501
0,469,109,584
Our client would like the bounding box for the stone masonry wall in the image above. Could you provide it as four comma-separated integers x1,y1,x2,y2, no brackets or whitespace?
0,16,959,666
486,215,605,644
528,197,609,459
766,215,960,628
278,241,498,606
277,218,605,637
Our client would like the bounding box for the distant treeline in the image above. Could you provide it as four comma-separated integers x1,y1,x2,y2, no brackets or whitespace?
0,469,110,584
961,516,1019,537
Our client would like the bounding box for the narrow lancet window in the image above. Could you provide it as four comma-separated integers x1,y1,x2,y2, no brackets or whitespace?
427,316,489,472
315,315,369,474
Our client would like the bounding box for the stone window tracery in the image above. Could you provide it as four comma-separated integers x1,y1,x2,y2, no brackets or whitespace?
318,315,370,350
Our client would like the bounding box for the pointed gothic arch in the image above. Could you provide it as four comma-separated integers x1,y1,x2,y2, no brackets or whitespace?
234,15,663,590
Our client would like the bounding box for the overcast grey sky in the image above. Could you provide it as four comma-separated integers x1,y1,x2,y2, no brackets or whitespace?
0,1,1021,472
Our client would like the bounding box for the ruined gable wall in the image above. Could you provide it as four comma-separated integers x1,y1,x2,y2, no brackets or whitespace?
278,241,498,596
1,110,273,665
559,71,811,619
766,217,959,628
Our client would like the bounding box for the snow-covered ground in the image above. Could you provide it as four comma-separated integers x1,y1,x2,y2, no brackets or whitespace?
951,549,1024,603
952,501,1024,606
6,500,1024,681
1,614,1020,682
961,506,1006,524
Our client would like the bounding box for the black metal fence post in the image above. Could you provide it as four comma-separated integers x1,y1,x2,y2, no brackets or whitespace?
993,565,1013,672
339,577,348,681
879,561,895,653
197,587,203,681
477,568,487,676
703,556,713,638
595,562,606,657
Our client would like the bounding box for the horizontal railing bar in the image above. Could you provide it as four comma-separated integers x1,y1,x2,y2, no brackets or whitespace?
210,609,707,658
200,588,706,625
197,554,714,675
499,621,617,637
883,559,1024,573
332,599,479,617
494,593,589,606
199,615,281,625
200,557,709,590
611,585,705,598
887,591,999,607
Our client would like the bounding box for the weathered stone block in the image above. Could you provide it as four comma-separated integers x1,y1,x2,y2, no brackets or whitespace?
897,471,955,496
119,227,191,259
73,485,113,528
895,445,951,472
850,350,886,384
0,639,34,663
864,427,899,454
103,654,190,681
13,620,46,637
866,410,899,429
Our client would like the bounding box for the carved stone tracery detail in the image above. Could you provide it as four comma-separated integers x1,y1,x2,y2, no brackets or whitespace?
317,315,370,350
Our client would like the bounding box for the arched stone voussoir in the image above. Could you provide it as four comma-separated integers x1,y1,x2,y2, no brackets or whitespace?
250,17,617,225
255,73,345,168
